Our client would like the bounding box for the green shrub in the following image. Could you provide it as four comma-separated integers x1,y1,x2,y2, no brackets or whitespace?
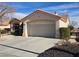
1,30,7,34
4,28,10,33
0,29,1,36
0,29,1,33
68,25,74,31
68,25,74,35
59,28,70,41
0,28,10,34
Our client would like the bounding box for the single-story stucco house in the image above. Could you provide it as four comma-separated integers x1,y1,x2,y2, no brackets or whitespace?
21,10,70,38
0,20,10,30
0,18,21,30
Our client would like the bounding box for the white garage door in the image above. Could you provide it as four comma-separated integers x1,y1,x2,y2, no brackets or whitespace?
27,20,56,37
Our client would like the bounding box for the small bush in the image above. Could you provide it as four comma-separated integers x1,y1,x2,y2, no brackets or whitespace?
68,25,74,31
1,30,7,34
0,29,1,33
0,29,1,37
4,28,10,32
0,28,10,34
59,28,70,41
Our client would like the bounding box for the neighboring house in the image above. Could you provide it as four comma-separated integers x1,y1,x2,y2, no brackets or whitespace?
0,18,20,30
71,29,79,39
10,18,21,29
71,29,79,33
9,18,21,35
21,10,70,38
0,20,10,30
0,18,21,35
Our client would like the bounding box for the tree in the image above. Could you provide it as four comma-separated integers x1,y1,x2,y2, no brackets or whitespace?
68,25,74,31
70,21,78,28
59,28,70,42
0,3,16,37
0,3,16,25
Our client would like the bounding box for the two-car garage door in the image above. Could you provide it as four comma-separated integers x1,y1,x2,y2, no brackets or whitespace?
27,20,56,38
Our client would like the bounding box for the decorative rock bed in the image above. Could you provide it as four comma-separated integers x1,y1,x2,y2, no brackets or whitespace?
38,42,79,57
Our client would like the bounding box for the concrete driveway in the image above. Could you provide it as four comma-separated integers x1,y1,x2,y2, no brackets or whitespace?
0,35,60,57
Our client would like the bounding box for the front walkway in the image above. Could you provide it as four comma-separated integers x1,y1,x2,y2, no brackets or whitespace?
0,35,60,57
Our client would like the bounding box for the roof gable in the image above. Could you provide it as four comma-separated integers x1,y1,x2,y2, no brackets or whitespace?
21,10,68,23
9,18,20,24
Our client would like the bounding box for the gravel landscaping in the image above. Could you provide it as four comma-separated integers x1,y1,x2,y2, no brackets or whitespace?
38,42,79,57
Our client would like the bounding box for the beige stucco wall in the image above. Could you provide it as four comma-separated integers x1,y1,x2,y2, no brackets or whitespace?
55,20,60,38
22,21,28,37
0,24,10,30
59,18,69,28
28,20,55,24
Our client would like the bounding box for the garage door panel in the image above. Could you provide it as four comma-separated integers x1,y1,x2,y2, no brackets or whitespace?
27,20,56,37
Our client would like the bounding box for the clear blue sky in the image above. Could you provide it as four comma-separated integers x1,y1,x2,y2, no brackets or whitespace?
4,2,79,27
